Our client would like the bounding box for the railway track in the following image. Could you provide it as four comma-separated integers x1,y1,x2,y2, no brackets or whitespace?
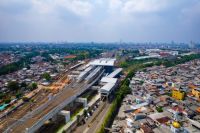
0,76,73,132
0,61,86,133
2,65,103,133
0,89,50,132
7,82,86,133
8,70,103,133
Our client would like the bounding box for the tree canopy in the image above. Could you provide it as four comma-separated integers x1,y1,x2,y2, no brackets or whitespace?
42,72,51,81
8,81,19,92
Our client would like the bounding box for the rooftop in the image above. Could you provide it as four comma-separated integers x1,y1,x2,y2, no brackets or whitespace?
100,83,116,93
107,68,123,78
89,58,116,66
101,77,118,84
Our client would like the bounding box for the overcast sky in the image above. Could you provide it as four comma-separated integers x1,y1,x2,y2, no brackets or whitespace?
0,0,200,42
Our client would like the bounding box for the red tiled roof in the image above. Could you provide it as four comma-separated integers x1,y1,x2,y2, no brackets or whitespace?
171,106,184,113
156,117,170,124
64,55,77,59
140,124,154,133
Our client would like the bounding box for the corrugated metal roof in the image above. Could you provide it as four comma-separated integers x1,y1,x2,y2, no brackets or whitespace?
107,68,123,78
77,66,95,80
101,77,117,84
89,58,116,66
85,66,102,80
130,102,148,110
100,68,120,93
100,83,115,92
100,77,118,93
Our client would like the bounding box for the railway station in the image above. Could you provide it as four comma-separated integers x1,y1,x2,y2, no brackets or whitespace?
1,58,122,133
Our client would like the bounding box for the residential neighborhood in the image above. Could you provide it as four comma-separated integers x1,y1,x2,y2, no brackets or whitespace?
112,59,200,133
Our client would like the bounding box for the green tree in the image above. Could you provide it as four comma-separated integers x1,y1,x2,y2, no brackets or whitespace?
83,109,87,117
0,52,39,76
31,82,38,90
16,92,22,99
77,114,81,125
27,65,31,70
20,82,27,88
42,72,51,81
27,82,38,91
4,98,11,104
27,84,33,90
156,106,163,112
8,81,19,92
0,93,5,100
122,78,130,86
119,61,128,68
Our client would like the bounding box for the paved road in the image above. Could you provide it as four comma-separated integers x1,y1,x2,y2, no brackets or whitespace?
74,101,111,133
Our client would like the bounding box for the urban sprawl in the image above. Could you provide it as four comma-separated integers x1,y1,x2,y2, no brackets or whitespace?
0,43,200,133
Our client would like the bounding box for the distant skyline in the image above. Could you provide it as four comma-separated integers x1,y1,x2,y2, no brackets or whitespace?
0,0,200,43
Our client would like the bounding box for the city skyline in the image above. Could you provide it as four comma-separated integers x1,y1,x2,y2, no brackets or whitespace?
0,0,200,42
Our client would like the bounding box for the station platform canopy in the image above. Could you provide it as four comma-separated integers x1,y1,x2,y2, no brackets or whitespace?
100,83,116,94
100,76,118,95
89,58,116,66
101,77,118,84
107,68,122,78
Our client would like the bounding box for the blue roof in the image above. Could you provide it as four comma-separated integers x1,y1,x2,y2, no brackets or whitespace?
0,104,8,111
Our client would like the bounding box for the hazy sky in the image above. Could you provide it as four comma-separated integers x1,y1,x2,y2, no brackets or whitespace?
0,0,200,42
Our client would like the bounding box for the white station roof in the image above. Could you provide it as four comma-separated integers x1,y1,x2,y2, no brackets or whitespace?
101,77,118,84
100,83,116,93
77,66,95,79
89,58,116,66
100,76,118,94
107,68,122,78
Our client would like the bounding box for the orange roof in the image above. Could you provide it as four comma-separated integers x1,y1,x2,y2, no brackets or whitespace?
64,55,77,59
132,108,141,115
196,107,200,113
188,84,197,89
156,117,170,124
172,87,178,90
172,106,184,113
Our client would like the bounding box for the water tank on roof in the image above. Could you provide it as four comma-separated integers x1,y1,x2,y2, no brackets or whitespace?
172,121,181,128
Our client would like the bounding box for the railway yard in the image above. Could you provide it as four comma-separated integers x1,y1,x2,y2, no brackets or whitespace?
0,61,84,132
8,81,86,132
0,68,72,132
0,58,120,133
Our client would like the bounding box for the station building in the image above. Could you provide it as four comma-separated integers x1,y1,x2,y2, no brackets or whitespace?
76,58,122,101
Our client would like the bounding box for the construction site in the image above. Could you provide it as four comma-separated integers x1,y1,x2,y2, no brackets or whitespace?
0,58,123,133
